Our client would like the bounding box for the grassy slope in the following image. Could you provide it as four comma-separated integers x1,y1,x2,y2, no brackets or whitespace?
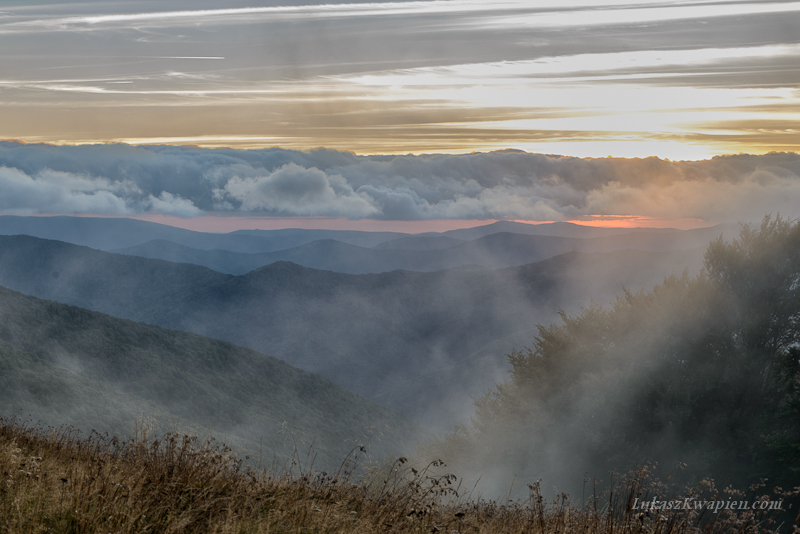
0,417,790,534
0,285,422,470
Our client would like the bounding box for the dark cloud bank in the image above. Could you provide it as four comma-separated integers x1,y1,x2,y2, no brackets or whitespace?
1,142,798,223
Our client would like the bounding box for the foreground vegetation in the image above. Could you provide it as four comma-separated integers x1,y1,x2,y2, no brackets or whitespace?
1,417,796,534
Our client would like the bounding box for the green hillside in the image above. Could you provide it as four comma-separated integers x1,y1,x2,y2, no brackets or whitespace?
0,285,422,470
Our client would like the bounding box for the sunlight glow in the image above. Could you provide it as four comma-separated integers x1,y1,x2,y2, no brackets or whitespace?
560,216,713,229
344,45,800,86
1,0,798,158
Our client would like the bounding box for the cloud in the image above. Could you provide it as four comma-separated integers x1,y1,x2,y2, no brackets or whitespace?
146,191,202,218
0,142,798,223
0,165,132,215
2,0,799,157
0,1,576,34
7,1,798,35
585,168,800,222
216,163,377,217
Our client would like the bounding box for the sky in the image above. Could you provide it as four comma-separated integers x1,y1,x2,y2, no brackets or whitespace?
0,0,798,231
1,0,799,159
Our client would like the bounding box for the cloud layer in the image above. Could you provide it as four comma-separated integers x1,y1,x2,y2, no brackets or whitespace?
1,142,798,224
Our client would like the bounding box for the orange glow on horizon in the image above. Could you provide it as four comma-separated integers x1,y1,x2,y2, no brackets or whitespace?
568,217,712,230
3,213,717,233
514,217,714,230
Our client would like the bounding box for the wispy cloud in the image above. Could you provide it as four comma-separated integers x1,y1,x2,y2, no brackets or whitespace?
478,1,800,30
0,2,515,34
1,0,798,157
342,45,800,84
7,1,798,35
0,1,662,33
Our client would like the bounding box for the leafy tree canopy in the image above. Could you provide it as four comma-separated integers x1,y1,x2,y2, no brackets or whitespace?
432,216,800,493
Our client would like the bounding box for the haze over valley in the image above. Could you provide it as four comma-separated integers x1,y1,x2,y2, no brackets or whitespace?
0,145,798,500
1,0,799,529
0,217,712,431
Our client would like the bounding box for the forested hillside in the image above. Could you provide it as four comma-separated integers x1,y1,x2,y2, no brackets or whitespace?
429,216,800,493
0,235,704,429
0,285,421,469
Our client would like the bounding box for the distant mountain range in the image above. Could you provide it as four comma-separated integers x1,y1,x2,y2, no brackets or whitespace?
0,215,407,253
112,226,727,275
0,283,421,469
103,222,730,275
438,220,666,240
0,233,706,430
0,216,736,275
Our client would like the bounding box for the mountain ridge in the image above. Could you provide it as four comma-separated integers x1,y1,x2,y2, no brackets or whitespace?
0,234,706,430
112,226,727,275
0,283,421,469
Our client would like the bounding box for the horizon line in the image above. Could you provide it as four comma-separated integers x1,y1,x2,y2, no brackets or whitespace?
4,138,798,163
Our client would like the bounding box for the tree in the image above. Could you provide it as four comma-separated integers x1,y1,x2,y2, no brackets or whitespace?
435,216,800,492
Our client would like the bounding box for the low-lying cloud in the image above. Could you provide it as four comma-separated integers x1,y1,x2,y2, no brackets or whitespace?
0,165,132,215
0,142,798,223
218,163,377,218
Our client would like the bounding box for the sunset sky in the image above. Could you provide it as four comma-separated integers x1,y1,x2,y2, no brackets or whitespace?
0,0,798,231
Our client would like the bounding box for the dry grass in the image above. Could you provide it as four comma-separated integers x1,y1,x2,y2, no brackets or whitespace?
0,416,795,534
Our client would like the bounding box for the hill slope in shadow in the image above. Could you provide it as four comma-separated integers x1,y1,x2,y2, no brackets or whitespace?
0,235,705,431
0,284,421,469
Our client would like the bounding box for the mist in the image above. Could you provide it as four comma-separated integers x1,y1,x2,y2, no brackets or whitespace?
2,0,799,528
421,216,800,500
0,227,715,435
0,147,797,502
0,210,797,516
